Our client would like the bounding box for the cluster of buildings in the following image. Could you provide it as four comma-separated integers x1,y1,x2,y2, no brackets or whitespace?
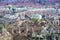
0,0,60,40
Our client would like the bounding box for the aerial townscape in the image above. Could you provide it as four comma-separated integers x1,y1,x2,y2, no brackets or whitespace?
0,0,60,40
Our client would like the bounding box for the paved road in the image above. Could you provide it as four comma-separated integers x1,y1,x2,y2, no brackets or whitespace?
0,7,59,12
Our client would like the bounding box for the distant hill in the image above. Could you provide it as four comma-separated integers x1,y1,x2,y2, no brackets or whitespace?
0,0,60,6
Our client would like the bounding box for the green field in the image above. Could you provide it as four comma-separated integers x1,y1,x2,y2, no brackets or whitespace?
0,24,2,30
